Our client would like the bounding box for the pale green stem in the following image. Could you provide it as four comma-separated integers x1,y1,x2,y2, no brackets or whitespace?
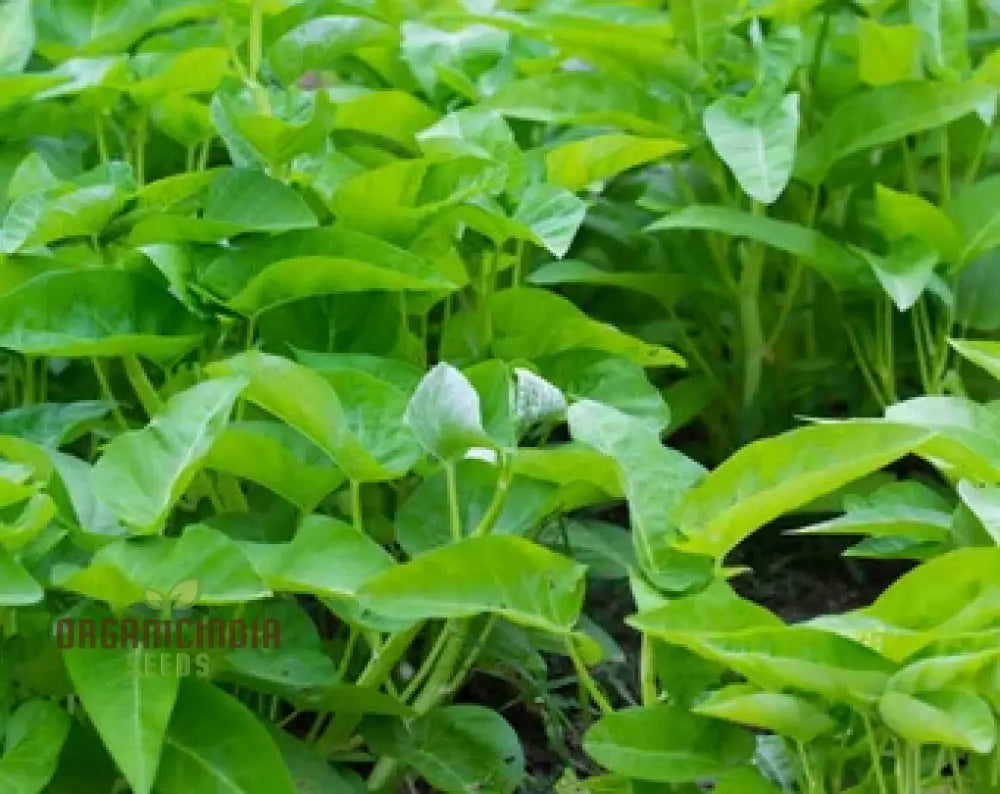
566,637,612,715
445,463,461,543
90,358,128,429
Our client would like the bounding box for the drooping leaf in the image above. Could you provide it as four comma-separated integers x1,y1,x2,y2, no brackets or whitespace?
156,680,296,794
0,401,113,448
0,269,205,358
488,287,685,368
204,422,343,511
875,183,962,262
880,690,995,753
62,636,180,794
692,684,836,743
484,71,680,136
358,535,586,635
583,705,755,783
568,400,712,592
674,422,929,558
510,182,587,258
93,378,246,533
647,205,867,289
363,706,525,794
200,168,317,233
52,524,270,610
860,237,938,311
207,351,415,481
546,134,685,191
796,82,995,182
240,515,394,603
195,227,453,318
395,459,555,556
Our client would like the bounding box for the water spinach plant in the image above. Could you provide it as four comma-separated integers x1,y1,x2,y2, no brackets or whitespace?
2,0,1000,792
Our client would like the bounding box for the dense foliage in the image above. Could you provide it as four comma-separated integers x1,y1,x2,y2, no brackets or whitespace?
2,0,1000,792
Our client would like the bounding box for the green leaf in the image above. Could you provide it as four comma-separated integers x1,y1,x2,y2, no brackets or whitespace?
715,767,782,794
796,82,995,182
0,0,33,74
201,168,317,233
703,92,799,205
629,580,782,641
909,0,970,76
670,0,739,61
792,480,952,543
693,684,836,743
395,459,555,555
540,519,636,579
540,351,669,431
527,259,689,311
860,237,938,311
204,422,343,511
957,479,1000,544
363,705,525,794
94,378,245,533
207,351,413,481
52,523,270,610
0,547,42,605
511,183,587,258
292,350,423,394
0,401,112,447
0,165,134,252
269,730,366,794
268,16,398,84
683,626,895,703
330,156,505,243
842,548,1000,659
0,700,70,793
875,183,962,262
156,680,296,794
197,228,453,318
546,134,685,191
674,422,929,558
568,400,711,592
0,269,205,358
583,705,755,783
489,287,685,368
647,205,867,289
884,395,1000,482
947,176,1000,263
858,21,921,86
405,362,494,461
240,515,394,602
62,638,180,794
484,71,679,136
358,535,586,635
211,81,331,169
45,722,119,794
880,690,995,753
0,493,56,551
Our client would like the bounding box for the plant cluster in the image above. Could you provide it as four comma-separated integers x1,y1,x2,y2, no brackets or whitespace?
2,0,1000,792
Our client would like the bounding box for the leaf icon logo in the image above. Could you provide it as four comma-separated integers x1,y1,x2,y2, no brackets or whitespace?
170,580,199,609
144,589,165,610
144,580,199,611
